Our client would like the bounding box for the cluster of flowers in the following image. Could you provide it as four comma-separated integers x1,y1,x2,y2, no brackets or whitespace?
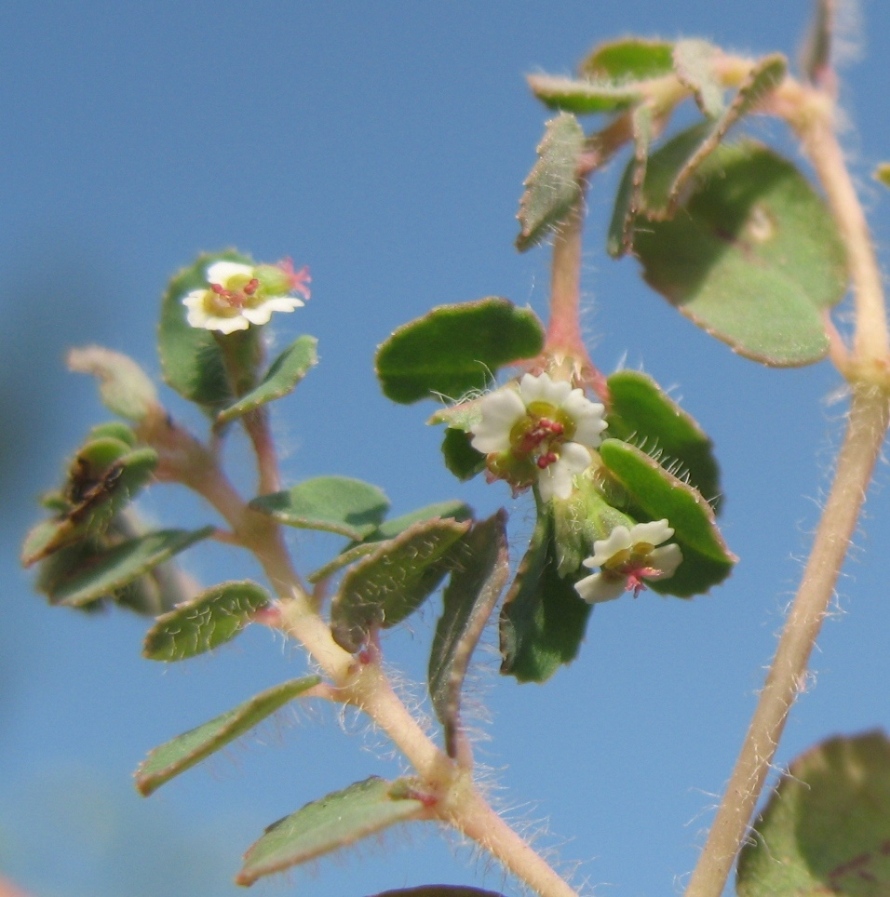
183,260,681,605
470,372,682,604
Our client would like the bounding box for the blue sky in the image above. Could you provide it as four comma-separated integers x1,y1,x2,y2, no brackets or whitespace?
3,2,890,896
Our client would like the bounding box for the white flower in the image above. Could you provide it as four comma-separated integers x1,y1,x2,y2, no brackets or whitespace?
470,372,606,501
182,259,309,334
575,519,683,604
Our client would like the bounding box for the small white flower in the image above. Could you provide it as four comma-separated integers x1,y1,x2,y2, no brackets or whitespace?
183,259,309,334
575,519,683,604
470,372,606,501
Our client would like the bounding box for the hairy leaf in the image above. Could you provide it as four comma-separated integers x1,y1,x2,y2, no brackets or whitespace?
143,580,271,661
429,512,508,756
376,298,544,404
499,514,591,682
217,335,318,424
331,517,471,652
250,476,390,541
236,777,426,886
516,113,586,251
738,731,890,896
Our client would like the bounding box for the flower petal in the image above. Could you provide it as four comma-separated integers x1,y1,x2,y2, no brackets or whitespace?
519,371,571,406
587,525,634,567
648,543,683,579
630,519,674,547
564,394,607,447
470,388,526,453
206,261,254,284
575,571,628,604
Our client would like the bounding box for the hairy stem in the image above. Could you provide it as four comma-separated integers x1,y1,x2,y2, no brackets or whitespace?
685,48,890,896
684,385,889,897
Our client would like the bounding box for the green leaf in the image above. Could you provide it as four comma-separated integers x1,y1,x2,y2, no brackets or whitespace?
516,113,586,252
370,501,473,542
158,250,250,414
441,428,486,481
307,500,473,585
236,776,426,886
599,439,735,596
143,580,271,661
67,345,159,421
49,527,214,607
376,298,544,404
429,512,508,757
737,731,890,897
606,370,722,509
21,444,158,566
526,73,642,115
672,40,725,117
369,889,507,897
216,335,318,424
606,103,652,258
32,509,187,616
579,37,675,81
874,162,890,188
632,137,848,366
331,517,471,652
135,676,320,795
667,55,787,212
499,514,592,683
250,476,390,541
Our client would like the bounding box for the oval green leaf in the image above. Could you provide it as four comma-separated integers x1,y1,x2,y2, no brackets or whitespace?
158,250,251,414
598,439,735,596
135,675,321,795
499,513,592,683
526,74,642,115
376,298,544,404
236,776,426,886
307,500,473,585
143,579,271,661
216,335,318,424
250,476,390,541
606,370,722,509
632,138,847,365
579,37,675,81
738,731,890,897
50,526,214,607
516,113,585,252
331,517,471,652
429,512,508,757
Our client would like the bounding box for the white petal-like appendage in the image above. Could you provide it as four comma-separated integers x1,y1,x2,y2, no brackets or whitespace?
520,371,571,407
470,388,525,453
575,571,627,604
206,261,253,284
648,543,683,579
568,398,607,447
630,519,674,547
588,525,633,566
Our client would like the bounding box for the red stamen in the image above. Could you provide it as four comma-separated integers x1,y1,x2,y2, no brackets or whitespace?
243,277,260,296
537,451,557,469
